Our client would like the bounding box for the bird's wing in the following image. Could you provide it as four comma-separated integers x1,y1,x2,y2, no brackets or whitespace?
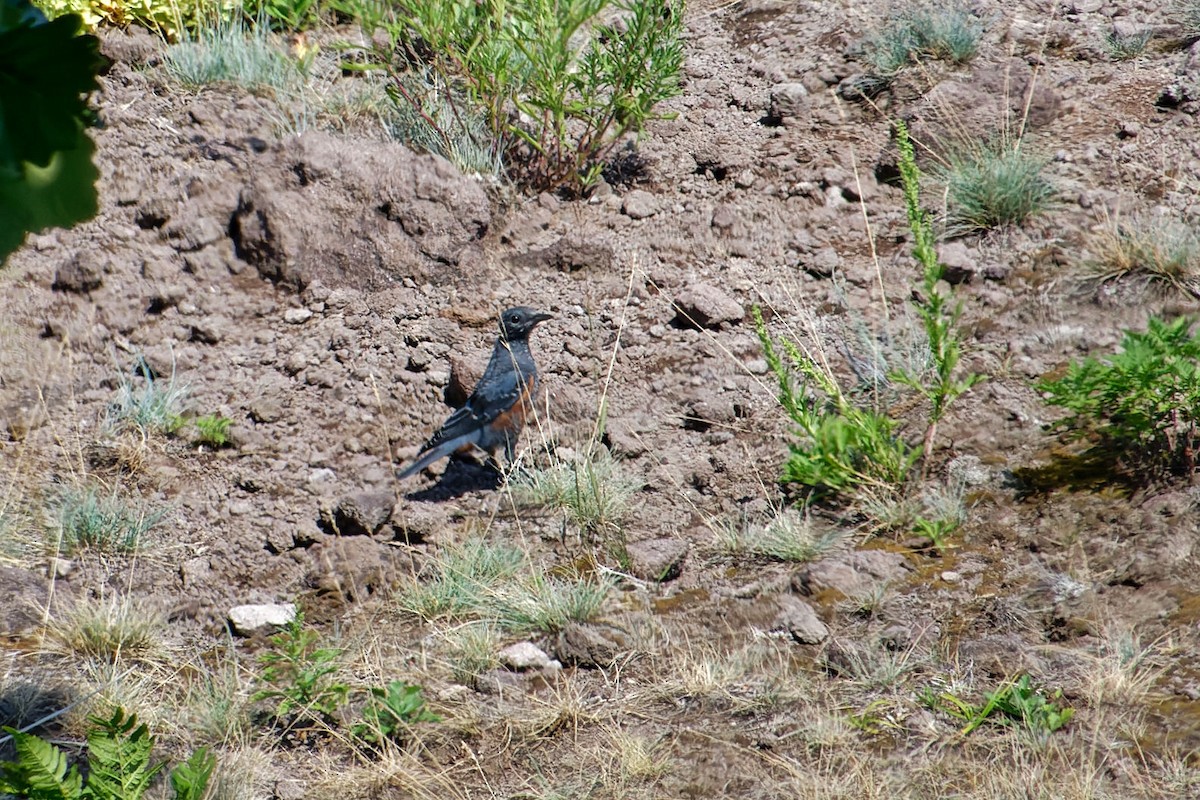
417,365,525,454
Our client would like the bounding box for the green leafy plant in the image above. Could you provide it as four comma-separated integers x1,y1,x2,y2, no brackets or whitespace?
754,307,918,501
193,414,232,448
1038,315,1200,482
252,613,349,720
0,708,214,800
935,136,1055,234
336,0,684,192
0,1,104,265
891,120,985,467
920,674,1074,736
351,681,439,746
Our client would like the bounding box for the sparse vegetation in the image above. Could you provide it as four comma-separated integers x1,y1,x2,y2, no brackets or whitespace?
935,136,1055,233
1085,214,1200,298
1038,315,1200,482
864,3,982,76
49,484,167,554
335,0,684,192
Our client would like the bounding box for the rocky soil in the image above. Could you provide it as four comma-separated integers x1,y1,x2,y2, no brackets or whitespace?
3,1,1200,797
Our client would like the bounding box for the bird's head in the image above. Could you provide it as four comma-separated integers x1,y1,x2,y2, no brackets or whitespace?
499,306,553,342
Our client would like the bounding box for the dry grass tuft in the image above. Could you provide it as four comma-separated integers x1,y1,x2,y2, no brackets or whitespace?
1084,214,1200,298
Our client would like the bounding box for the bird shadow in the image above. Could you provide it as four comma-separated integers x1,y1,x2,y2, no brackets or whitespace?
402,457,503,502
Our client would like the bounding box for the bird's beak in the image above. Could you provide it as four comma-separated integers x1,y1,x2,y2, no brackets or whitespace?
532,312,554,325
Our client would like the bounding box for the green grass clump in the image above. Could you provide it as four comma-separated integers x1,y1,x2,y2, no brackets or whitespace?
865,3,982,76
396,539,613,634
164,15,303,92
50,484,167,553
720,510,849,563
936,138,1055,234
106,362,186,436
510,450,642,564
1038,315,1200,483
1086,215,1200,298
1104,29,1153,60
44,596,163,663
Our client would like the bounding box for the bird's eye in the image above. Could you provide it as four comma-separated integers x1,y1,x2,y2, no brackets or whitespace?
509,314,521,324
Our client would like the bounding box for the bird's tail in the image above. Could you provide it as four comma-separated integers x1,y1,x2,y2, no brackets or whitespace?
396,439,462,479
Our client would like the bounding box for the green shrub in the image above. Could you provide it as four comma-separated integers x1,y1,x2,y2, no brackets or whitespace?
891,120,985,465
34,0,202,38
252,613,349,721
1038,315,1200,482
335,0,684,193
864,3,982,76
0,708,214,800
754,307,918,501
935,137,1055,233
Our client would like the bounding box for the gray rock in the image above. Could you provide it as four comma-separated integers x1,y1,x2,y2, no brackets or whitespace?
552,622,627,668
53,252,105,293
228,602,296,635
673,283,744,329
793,550,910,599
769,82,810,123
938,241,976,285
772,595,829,644
622,189,659,220
284,308,313,325
626,537,688,582
325,490,396,536
306,537,397,601
498,642,552,671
